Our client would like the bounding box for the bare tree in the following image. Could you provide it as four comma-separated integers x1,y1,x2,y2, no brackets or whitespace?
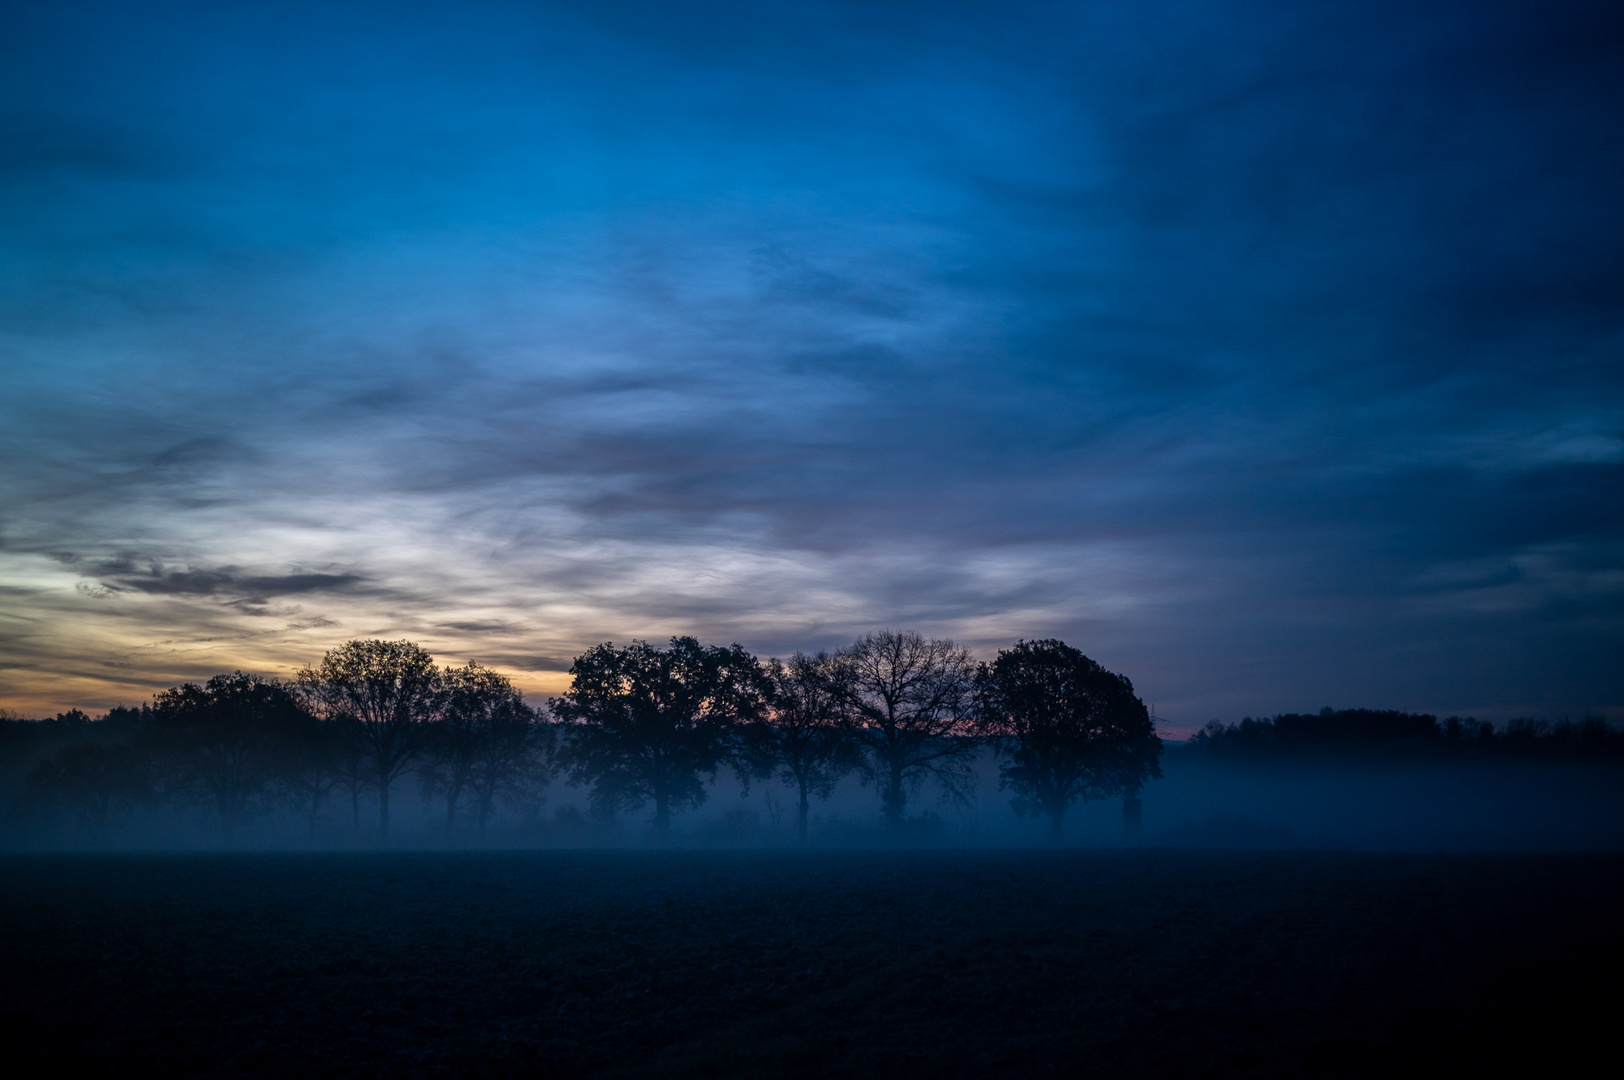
420,662,551,837
298,640,445,837
975,639,1162,840
740,652,859,842
834,630,979,831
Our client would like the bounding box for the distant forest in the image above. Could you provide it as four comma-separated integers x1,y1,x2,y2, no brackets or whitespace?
1,633,1161,844
4,636,1618,847
1190,709,1624,761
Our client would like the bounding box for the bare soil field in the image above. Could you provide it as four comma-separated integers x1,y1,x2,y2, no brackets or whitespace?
3,850,1619,1077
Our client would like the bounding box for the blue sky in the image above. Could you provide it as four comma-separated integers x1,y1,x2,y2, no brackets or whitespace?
1,0,1621,728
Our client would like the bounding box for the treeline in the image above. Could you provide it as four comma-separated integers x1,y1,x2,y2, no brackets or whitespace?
2,633,1160,844
1189,708,1624,761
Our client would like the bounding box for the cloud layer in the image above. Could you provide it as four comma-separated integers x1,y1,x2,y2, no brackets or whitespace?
2,0,1621,726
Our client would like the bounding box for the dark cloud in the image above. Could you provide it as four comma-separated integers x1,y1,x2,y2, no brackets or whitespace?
440,620,520,634
58,556,366,601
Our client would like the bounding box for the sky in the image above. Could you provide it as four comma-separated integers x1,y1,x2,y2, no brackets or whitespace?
1,0,1621,731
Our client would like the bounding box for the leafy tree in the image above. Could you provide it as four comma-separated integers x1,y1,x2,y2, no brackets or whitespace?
553,637,766,839
420,662,552,836
146,672,317,841
835,630,979,831
976,639,1162,839
466,701,553,836
740,652,859,842
298,639,445,837
1,708,137,805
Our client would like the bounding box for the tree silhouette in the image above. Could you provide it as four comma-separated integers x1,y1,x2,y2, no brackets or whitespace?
740,652,859,842
332,729,373,834
835,630,979,831
298,640,445,837
975,639,1162,839
283,713,346,838
23,741,152,837
467,698,553,836
420,662,551,836
553,637,766,839
146,672,317,841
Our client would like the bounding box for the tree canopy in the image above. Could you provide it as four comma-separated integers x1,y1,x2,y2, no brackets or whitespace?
976,639,1162,838
552,637,767,838
298,639,446,836
420,661,550,835
741,652,859,842
147,672,315,839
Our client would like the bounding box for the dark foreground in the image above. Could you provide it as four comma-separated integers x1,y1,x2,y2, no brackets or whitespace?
4,851,1620,1077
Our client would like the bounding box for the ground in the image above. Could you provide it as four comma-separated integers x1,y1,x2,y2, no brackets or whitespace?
3,850,1619,1077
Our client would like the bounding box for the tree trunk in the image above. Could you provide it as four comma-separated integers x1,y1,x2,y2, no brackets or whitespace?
653,791,671,841
1050,806,1065,843
379,778,391,838
883,762,906,832
1122,796,1142,840
797,779,811,844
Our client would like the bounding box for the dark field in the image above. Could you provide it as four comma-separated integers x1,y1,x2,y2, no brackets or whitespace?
4,851,1620,1077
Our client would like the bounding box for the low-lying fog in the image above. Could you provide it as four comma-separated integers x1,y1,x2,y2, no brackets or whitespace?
8,744,1623,853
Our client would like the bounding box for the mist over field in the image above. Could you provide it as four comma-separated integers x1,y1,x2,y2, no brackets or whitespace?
8,723,1623,853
